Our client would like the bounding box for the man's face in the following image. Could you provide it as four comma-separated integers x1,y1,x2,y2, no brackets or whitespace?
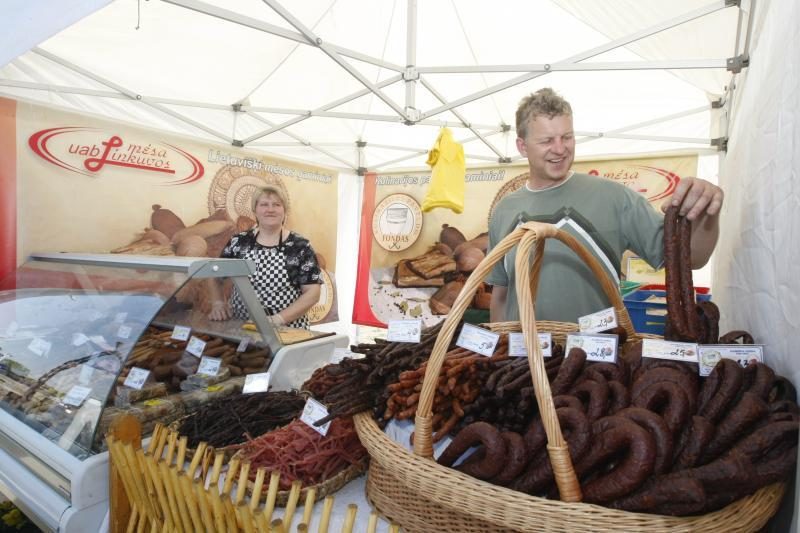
516,114,575,189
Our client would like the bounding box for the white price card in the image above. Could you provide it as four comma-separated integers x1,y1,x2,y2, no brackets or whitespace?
236,337,250,352
171,325,191,341
28,337,51,357
5,321,18,337
117,325,132,339
456,323,500,357
243,372,271,394
123,367,151,389
508,332,553,358
90,335,114,351
63,385,92,407
300,397,331,436
642,338,699,363
197,356,221,376
566,333,619,363
331,347,359,363
78,364,94,385
186,336,207,358
386,319,422,343
114,312,128,323
72,333,90,346
698,345,765,376
578,307,618,334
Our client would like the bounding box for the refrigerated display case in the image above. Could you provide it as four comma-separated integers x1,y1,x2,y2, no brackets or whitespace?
0,252,346,531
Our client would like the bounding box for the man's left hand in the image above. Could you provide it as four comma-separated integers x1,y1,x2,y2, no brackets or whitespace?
661,176,724,221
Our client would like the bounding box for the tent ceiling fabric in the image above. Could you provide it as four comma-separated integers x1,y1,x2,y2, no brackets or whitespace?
0,0,749,172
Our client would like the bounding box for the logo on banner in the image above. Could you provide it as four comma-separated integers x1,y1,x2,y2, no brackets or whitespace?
372,194,423,251
28,127,204,185
587,165,679,203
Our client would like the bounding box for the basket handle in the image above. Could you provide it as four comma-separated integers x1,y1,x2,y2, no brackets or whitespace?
413,221,637,502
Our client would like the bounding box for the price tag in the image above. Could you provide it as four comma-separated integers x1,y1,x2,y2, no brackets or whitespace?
243,372,271,394
566,333,619,363
5,321,18,337
300,397,331,436
63,385,92,407
331,347,357,363
114,312,128,323
144,399,163,407
508,332,553,358
642,338,699,363
88,310,104,322
78,364,94,385
456,323,500,357
578,307,618,334
236,337,250,352
206,385,223,392
186,336,207,358
698,345,765,376
28,337,52,357
72,333,90,346
123,367,151,389
197,356,221,376
387,319,422,343
117,325,132,339
171,325,191,341
90,335,114,351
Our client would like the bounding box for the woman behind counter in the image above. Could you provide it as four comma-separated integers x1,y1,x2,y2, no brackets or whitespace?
208,185,322,329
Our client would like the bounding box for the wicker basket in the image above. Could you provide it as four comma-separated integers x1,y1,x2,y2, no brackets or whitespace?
354,221,787,532
230,451,368,507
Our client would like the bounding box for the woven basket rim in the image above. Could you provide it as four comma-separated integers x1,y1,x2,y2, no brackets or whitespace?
355,411,786,531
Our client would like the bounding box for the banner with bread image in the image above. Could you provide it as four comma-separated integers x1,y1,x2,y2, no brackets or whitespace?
14,99,339,323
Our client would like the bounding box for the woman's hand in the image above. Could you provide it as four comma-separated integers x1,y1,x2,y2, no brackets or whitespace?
270,313,286,327
209,300,231,321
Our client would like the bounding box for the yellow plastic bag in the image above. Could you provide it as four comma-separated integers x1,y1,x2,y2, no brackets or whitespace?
422,127,465,214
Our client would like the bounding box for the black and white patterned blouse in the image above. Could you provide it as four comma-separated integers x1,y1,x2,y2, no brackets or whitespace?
221,229,322,329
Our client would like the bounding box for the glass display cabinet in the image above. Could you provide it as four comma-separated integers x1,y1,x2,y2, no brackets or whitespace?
0,252,346,532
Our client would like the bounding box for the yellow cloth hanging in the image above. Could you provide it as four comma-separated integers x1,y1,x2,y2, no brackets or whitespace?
422,127,465,214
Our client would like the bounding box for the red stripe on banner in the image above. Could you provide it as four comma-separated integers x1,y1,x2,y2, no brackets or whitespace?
0,98,17,288
352,172,386,327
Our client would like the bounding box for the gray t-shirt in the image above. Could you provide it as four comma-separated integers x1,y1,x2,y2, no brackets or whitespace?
487,172,664,322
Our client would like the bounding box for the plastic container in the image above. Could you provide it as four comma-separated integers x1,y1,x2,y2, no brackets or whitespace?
619,280,642,297
623,285,711,335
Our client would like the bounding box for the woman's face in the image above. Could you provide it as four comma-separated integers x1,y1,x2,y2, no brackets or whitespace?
254,193,285,229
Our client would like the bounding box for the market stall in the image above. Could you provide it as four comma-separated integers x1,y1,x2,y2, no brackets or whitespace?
1,0,800,531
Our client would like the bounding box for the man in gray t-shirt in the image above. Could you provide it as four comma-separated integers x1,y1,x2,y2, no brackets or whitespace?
488,88,724,322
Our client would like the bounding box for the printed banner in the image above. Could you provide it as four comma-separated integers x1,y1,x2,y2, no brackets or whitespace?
353,154,697,326
5,97,339,323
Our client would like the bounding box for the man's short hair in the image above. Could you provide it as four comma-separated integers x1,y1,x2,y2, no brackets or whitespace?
515,88,573,139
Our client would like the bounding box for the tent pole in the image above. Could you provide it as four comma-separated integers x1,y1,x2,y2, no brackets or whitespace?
161,0,403,73
404,0,419,122
241,75,402,144
263,0,408,121
30,47,232,143
420,0,733,120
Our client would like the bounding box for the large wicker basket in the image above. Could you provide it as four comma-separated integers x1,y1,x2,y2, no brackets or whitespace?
354,221,786,532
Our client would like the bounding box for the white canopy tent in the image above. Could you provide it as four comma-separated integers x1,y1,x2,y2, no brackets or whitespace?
1,0,746,171
3,0,800,527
